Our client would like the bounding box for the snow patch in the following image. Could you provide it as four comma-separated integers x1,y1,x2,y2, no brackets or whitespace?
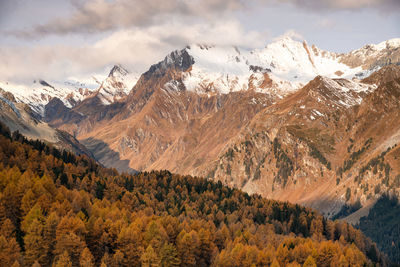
313,110,324,117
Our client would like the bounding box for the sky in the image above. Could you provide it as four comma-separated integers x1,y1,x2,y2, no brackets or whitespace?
0,0,399,84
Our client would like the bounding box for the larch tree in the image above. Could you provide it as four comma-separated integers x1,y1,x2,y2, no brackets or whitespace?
177,231,199,267
140,245,161,267
302,255,317,267
42,212,60,266
0,235,21,266
54,232,86,266
53,251,72,267
24,218,46,266
79,247,95,267
160,243,181,267
0,218,15,238
116,225,144,267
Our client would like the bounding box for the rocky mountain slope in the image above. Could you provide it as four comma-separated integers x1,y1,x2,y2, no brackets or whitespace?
208,65,400,217
0,88,93,157
3,37,400,218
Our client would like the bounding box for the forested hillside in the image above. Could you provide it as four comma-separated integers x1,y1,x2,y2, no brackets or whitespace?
0,122,386,266
357,194,400,264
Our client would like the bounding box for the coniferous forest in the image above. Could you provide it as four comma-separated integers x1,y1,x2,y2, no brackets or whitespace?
357,194,400,264
0,122,387,266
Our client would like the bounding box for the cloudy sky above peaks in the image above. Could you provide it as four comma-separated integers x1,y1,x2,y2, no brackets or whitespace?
0,0,399,84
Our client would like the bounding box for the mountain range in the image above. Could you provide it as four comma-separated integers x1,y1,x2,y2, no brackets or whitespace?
1,37,399,221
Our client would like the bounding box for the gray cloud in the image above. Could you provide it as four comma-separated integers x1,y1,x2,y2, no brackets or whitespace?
9,0,244,38
8,0,399,38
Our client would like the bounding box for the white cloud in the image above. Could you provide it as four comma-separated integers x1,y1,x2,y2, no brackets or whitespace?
0,20,267,83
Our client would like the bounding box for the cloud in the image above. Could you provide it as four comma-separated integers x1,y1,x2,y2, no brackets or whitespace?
0,20,267,83
0,0,397,84
8,0,244,38
7,0,399,38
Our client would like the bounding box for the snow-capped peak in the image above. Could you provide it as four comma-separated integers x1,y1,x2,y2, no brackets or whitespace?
97,64,139,105
1,38,398,114
0,79,96,116
0,64,141,114
363,38,400,51
178,37,374,97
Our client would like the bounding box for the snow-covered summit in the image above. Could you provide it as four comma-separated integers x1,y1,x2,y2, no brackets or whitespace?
338,38,400,72
0,64,140,115
0,79,96,116
175,37,375,96
363,38,400,51
97,64,139,105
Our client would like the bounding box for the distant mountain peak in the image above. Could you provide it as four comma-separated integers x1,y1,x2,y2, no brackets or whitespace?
143,49,195,79
96,64,139,105
362,38,400,51
109,64,130,78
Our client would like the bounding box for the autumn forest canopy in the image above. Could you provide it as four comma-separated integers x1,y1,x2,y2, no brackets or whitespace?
0,121,387,266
